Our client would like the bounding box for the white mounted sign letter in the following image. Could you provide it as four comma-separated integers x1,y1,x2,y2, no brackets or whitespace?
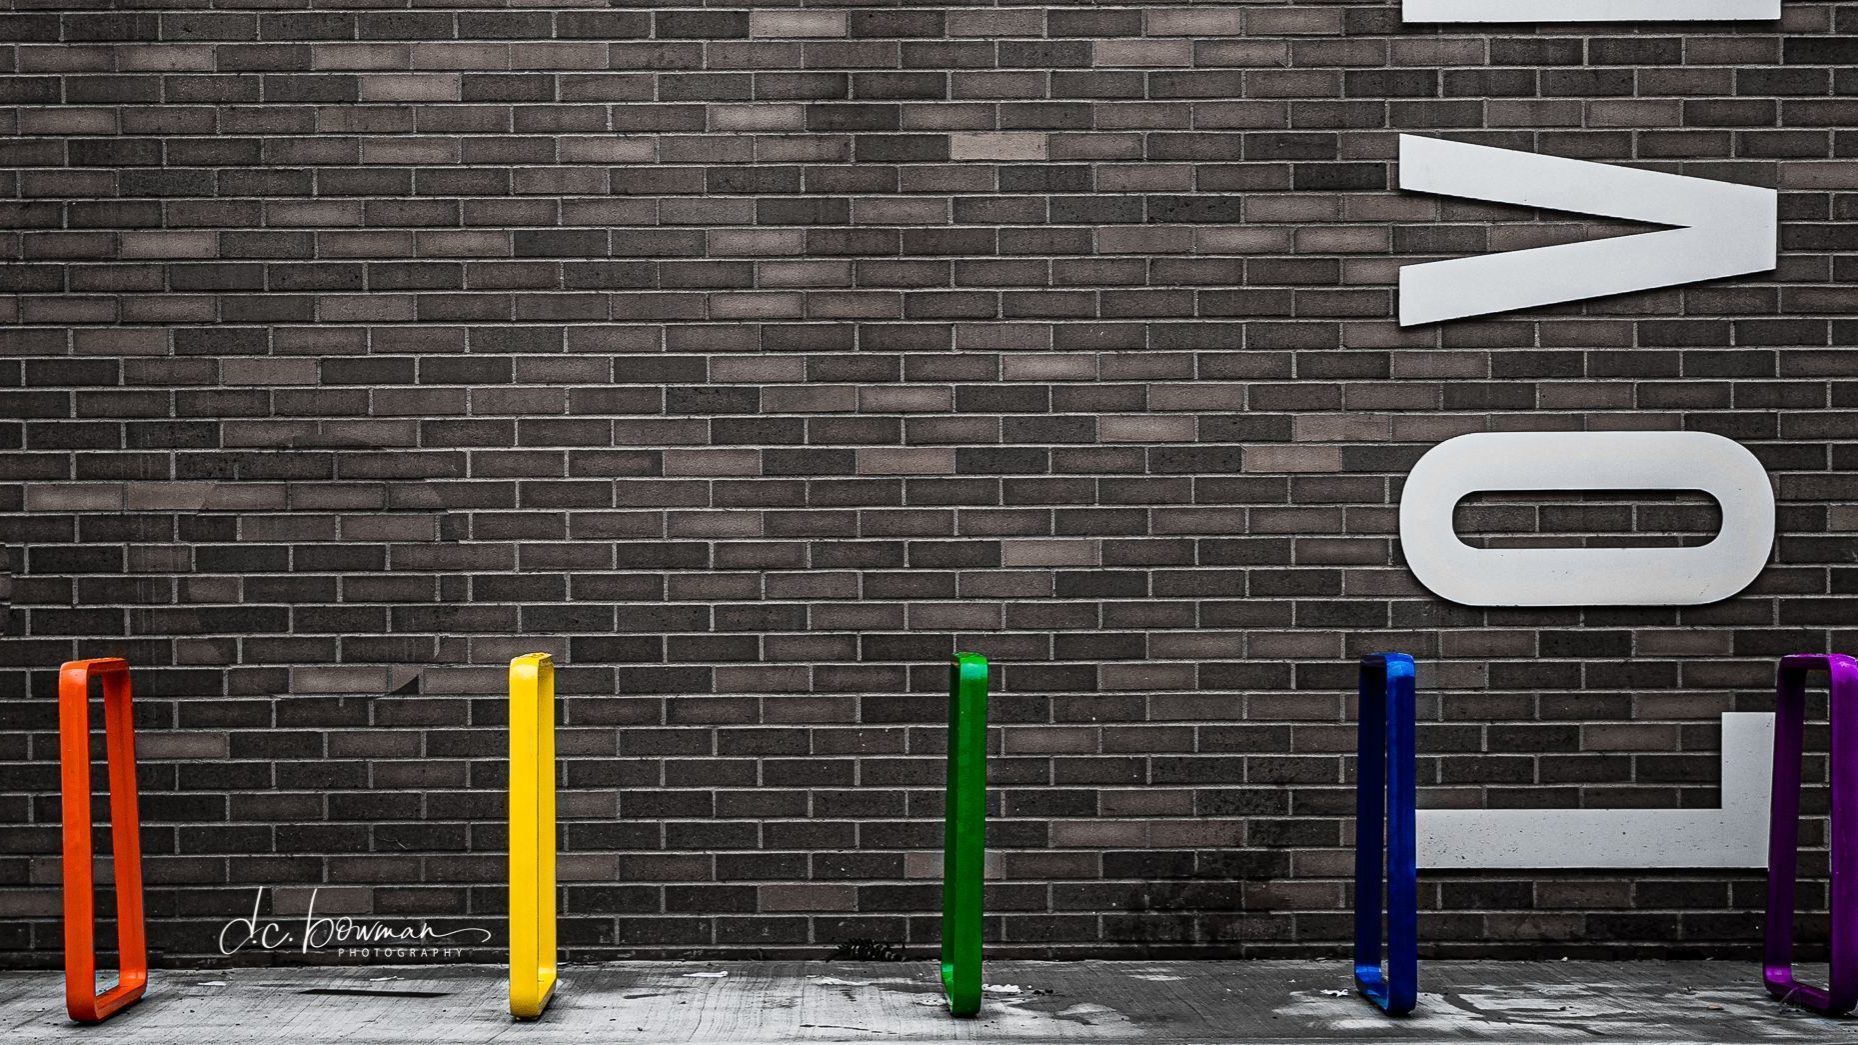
1397,135,1777,326
1404,0,1779,23
1419,712,1773,869
1399,431,1775,607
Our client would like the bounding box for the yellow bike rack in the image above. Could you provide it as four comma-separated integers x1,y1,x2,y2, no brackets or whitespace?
508,653,558,1019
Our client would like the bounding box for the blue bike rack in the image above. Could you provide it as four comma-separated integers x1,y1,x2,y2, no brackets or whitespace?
1353,652,1417,1016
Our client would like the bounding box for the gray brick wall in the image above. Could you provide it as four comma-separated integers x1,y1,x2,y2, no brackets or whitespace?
2,2,1855,965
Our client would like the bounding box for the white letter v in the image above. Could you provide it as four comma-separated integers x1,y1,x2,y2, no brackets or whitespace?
1397,135,1776,327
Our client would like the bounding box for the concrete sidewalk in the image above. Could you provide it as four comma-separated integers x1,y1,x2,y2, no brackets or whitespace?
6,961,1855,1044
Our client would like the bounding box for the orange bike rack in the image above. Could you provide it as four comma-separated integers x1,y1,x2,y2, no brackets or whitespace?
59,658,148,1023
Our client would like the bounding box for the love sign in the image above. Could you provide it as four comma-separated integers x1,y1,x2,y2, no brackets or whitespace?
1393,2,1784,869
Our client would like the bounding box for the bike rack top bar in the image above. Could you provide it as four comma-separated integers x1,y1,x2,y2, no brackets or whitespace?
59,657,149,1024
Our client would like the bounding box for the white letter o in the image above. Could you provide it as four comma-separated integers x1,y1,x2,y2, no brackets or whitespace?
1399,431,1774,607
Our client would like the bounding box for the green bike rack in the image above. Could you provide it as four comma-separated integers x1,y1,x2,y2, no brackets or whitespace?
941,652,988,1017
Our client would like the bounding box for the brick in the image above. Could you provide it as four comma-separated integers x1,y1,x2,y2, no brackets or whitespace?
750,11,848,40
948,131,1047,161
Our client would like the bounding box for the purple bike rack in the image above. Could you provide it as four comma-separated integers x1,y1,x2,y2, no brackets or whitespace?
1764,652,1858,1016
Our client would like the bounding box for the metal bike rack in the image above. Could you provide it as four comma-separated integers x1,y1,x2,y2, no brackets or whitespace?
941,652,988,1017
1353,652,1417,1016
1764,652,1858,1016
509,652,559,1019
59,657,149,1024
